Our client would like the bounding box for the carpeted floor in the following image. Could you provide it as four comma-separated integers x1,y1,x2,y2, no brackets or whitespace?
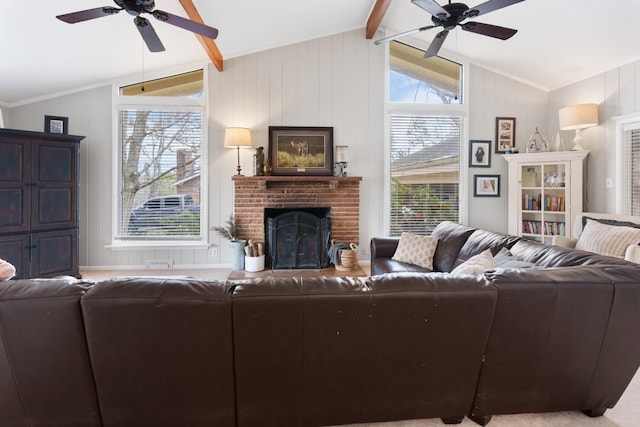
80,265,640,427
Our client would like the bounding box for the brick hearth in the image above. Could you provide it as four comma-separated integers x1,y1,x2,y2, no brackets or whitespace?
232,176,362,246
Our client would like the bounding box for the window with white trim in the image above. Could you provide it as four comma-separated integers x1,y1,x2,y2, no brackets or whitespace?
388,41,464,236
114,70,206,242
616,114,640,215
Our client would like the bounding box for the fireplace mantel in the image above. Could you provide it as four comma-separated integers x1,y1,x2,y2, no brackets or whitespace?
232,175,362,191
232,175,361,246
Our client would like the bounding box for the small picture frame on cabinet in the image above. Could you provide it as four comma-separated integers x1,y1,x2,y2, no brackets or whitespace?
44,115,68,134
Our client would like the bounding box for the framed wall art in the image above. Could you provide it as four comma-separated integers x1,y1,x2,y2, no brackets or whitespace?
495,117,516,153
268,126,333,176
469,140,491,167
44,115,69,134
474,174,501,197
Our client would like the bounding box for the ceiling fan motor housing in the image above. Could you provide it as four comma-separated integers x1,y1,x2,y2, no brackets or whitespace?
432,3,470,30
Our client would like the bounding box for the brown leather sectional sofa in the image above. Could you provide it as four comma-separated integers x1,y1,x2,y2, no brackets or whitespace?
1,221,639,426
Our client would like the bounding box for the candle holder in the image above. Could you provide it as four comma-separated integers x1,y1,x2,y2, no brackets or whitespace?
334,145,349,176
334,161,348,177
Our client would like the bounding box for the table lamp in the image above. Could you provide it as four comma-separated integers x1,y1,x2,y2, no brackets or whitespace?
224,127,252,175
558,103,598,151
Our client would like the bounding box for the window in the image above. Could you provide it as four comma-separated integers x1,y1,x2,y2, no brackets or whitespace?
387,41,465,236
389,41,462,104
114,70,206,243
615,114,640,215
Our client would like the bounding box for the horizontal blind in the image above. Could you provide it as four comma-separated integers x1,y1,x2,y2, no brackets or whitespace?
117,109,202,239
628,127,640,215
390,115,461,236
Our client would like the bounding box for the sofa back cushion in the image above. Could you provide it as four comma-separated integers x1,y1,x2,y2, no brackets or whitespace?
455,229,521,268
232,276,371,427
511,239,633,267
431,221,476,272
81,277,236,427
0,278,101,427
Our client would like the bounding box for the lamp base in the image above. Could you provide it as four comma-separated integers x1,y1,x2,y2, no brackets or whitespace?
571,128,585,151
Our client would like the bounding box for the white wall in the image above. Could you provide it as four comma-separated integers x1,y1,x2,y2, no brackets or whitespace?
467,64,549,233
549,59,640,213
6,28,551,268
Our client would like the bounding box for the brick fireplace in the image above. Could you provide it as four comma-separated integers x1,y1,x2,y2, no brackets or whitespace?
232,176,361,247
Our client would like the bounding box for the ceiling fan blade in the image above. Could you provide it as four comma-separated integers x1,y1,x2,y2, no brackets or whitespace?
134,16,165,52
411,0,450,19
152,10,218,40
465,0,525,18
460,22,517,40
424,30,449,58
374,25,437,45
56,7,121,23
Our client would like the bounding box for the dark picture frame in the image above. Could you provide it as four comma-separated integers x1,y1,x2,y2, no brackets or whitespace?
495,117,516,153
474,174,501,197
44,115,69,134
268,126,333,176
469,140,491,167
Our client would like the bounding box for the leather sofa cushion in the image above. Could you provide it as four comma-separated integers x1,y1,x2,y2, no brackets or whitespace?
431,221,475,272
81,277,236,427
511,239,634,267
0,278,101,426
456,228,521,267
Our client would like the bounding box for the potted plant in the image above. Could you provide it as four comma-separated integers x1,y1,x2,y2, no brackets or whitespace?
212,215,246,271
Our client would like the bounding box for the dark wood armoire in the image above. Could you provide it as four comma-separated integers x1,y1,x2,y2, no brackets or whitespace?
0,128,84,278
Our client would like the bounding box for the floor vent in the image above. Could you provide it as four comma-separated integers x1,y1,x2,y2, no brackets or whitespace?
145,260,173,269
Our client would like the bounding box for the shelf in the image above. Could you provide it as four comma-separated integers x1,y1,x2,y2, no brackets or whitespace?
232,175,362,191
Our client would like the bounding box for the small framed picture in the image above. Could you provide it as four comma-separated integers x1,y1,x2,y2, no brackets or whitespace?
469,140,491,167
474,174,501,197
44,115,69,134
268,126,333,176
495,117,516,153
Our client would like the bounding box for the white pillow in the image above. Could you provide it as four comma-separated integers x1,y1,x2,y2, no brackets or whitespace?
451,249,494,275
392,232,439,269
0,258,16,281
576,219,640,259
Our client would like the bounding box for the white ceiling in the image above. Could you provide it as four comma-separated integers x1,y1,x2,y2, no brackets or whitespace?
2,0,640,106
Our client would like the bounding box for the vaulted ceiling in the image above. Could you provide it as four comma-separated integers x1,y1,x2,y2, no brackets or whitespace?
2,0,639,106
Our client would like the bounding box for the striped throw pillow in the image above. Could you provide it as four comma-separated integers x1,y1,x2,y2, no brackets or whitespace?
576,219,640,259
392,232,439,269
0,258,16,281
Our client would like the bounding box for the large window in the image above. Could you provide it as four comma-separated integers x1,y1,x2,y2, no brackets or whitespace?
388,41,464,236
615,114,640,215
114,70,206,243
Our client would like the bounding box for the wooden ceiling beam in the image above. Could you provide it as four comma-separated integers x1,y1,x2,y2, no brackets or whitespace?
178,0,224,71
366,0,393,39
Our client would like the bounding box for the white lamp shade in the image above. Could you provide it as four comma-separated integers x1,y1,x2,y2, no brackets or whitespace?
224,127,252,148
558,103,599,131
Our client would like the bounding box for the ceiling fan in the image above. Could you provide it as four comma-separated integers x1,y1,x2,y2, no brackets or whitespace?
375,0,524,58
56,0,219,53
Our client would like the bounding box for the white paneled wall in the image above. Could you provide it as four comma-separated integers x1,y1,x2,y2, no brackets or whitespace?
549,59,640,213
468,64,549,233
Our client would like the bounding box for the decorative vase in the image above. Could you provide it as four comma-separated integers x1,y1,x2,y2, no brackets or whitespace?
230,239,247,271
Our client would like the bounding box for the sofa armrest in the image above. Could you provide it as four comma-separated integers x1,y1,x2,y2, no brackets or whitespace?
625,245,640,263
370,237,399,262
552,235,577,249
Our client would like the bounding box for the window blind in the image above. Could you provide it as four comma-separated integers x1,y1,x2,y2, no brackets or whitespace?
117,109,202,239
389,115,461,236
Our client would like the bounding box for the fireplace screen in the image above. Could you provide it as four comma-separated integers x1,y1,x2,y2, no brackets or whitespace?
265,208,330,269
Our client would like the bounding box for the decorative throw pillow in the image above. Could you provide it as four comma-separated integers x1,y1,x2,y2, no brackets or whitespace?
576,218,640,258
451,249,494,275
392,232,439,269
0,258,16,281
